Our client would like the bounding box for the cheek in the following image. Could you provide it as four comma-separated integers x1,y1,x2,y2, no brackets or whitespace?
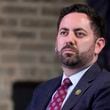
78,42,95,53
56,37,65,51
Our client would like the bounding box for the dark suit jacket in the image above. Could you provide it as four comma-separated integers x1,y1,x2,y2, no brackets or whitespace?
27,63,110,110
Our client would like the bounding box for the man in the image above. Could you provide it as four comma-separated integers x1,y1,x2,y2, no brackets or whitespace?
27,3,110,110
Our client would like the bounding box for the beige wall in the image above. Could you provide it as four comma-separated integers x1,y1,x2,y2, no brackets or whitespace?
0,0,85,110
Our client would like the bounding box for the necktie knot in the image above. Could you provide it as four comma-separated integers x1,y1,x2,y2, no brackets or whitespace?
62,78,72,89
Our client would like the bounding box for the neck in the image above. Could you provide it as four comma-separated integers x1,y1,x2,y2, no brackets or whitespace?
62,65,89,77
62,57,98,77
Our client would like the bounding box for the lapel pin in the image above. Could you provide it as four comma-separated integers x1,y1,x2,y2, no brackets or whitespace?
75,89,82,95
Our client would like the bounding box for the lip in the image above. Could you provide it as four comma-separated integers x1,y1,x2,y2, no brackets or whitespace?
62,48,76,52
62,49,77,55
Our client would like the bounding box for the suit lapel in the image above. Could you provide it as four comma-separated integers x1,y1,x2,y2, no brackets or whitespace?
62,63,101,110
39,76,62,110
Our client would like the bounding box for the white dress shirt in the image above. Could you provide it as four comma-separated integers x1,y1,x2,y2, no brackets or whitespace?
61,66,90,107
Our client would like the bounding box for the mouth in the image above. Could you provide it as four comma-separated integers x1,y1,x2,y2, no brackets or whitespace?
62,48,76,53
61,48,77,57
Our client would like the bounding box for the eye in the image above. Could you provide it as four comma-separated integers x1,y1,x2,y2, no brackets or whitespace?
75,31,86,38
59,30,68,36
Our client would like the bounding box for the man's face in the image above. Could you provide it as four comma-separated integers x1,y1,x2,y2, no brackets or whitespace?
56,12,104,68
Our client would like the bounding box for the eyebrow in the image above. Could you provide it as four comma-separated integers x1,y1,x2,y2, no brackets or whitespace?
73,28,87,33
59,27,88,34
59,28,69,31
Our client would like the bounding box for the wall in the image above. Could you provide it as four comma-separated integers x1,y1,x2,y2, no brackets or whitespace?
0,0,84,110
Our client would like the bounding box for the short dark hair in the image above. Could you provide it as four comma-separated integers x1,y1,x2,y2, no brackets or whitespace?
57,3,105,39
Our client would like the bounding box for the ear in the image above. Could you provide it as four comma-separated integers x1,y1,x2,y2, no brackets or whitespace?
55,41,58,52
95,37,105,55
55,47,57,52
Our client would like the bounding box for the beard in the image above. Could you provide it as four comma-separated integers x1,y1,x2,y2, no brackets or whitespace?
56,44,95,68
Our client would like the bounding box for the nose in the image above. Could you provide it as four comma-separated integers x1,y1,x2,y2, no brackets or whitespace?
66,41,73,46
65,32,76,46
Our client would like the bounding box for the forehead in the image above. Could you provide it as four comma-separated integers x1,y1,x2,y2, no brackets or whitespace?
59,12,91,30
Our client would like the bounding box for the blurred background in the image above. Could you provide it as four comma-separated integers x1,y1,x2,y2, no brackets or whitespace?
0,0,109,110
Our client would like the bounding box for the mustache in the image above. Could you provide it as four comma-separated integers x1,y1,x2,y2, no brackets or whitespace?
61,44,78,52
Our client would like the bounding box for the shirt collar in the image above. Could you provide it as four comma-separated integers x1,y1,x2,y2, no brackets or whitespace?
62,66,91,86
